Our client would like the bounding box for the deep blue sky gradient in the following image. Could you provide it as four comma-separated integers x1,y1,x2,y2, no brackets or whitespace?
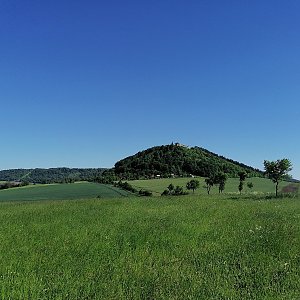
1,1,299,178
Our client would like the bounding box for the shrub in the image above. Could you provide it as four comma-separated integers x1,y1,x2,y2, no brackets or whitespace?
139,190,152,197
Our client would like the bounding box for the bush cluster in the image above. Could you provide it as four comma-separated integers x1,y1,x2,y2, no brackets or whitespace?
161,184,188,196
114,181,152,197
0,181,29,190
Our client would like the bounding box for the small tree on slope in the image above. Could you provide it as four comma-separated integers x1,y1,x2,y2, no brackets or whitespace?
264,159,292,197
186,179,200,193
238,171,247,194
205,178,214,195
215,172,227,194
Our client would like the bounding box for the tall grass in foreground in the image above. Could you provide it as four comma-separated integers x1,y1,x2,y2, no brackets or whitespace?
0,195,299,299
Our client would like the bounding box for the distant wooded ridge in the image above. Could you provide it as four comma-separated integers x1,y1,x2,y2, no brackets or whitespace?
0,168,106,184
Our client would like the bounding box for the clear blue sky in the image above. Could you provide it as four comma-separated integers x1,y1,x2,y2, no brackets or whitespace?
1,0,299,178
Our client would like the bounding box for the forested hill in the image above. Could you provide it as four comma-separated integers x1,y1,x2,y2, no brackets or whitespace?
114,144,263,180
0,168,106,184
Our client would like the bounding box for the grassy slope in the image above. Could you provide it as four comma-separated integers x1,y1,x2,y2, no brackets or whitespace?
129,177,296,196
0,195,299,299
0,182,129,201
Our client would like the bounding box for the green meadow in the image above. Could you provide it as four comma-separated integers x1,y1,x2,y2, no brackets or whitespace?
129,177,295,196
0,180,299,299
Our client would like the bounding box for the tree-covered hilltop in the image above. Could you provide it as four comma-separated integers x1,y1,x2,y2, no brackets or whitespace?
114,144,263,180
0,168,106,184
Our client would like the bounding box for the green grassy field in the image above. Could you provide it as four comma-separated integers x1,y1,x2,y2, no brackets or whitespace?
0,182,129,201
0,178,297,202
0,194,299,299
129,177,297,196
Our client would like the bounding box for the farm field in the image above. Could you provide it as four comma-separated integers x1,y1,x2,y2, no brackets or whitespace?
0,194,299,299
0,182,129,201
129,177,297,196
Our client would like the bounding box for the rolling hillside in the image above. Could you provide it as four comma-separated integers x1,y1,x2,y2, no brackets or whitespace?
0,182,129,201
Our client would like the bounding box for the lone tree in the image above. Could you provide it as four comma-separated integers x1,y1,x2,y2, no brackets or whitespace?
264,159,292,197
214,172,227,194
205,177,214,195
186,179,200,193
238,171,247,194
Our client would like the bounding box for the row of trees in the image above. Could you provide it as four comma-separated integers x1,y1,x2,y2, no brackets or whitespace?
161,176,228,196
162,175,249,196
161,158,293,197
233,158,293,197
204,172,228,194
114,181,153,196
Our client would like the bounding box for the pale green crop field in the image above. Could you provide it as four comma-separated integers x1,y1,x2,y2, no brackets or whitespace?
0,182,129,201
